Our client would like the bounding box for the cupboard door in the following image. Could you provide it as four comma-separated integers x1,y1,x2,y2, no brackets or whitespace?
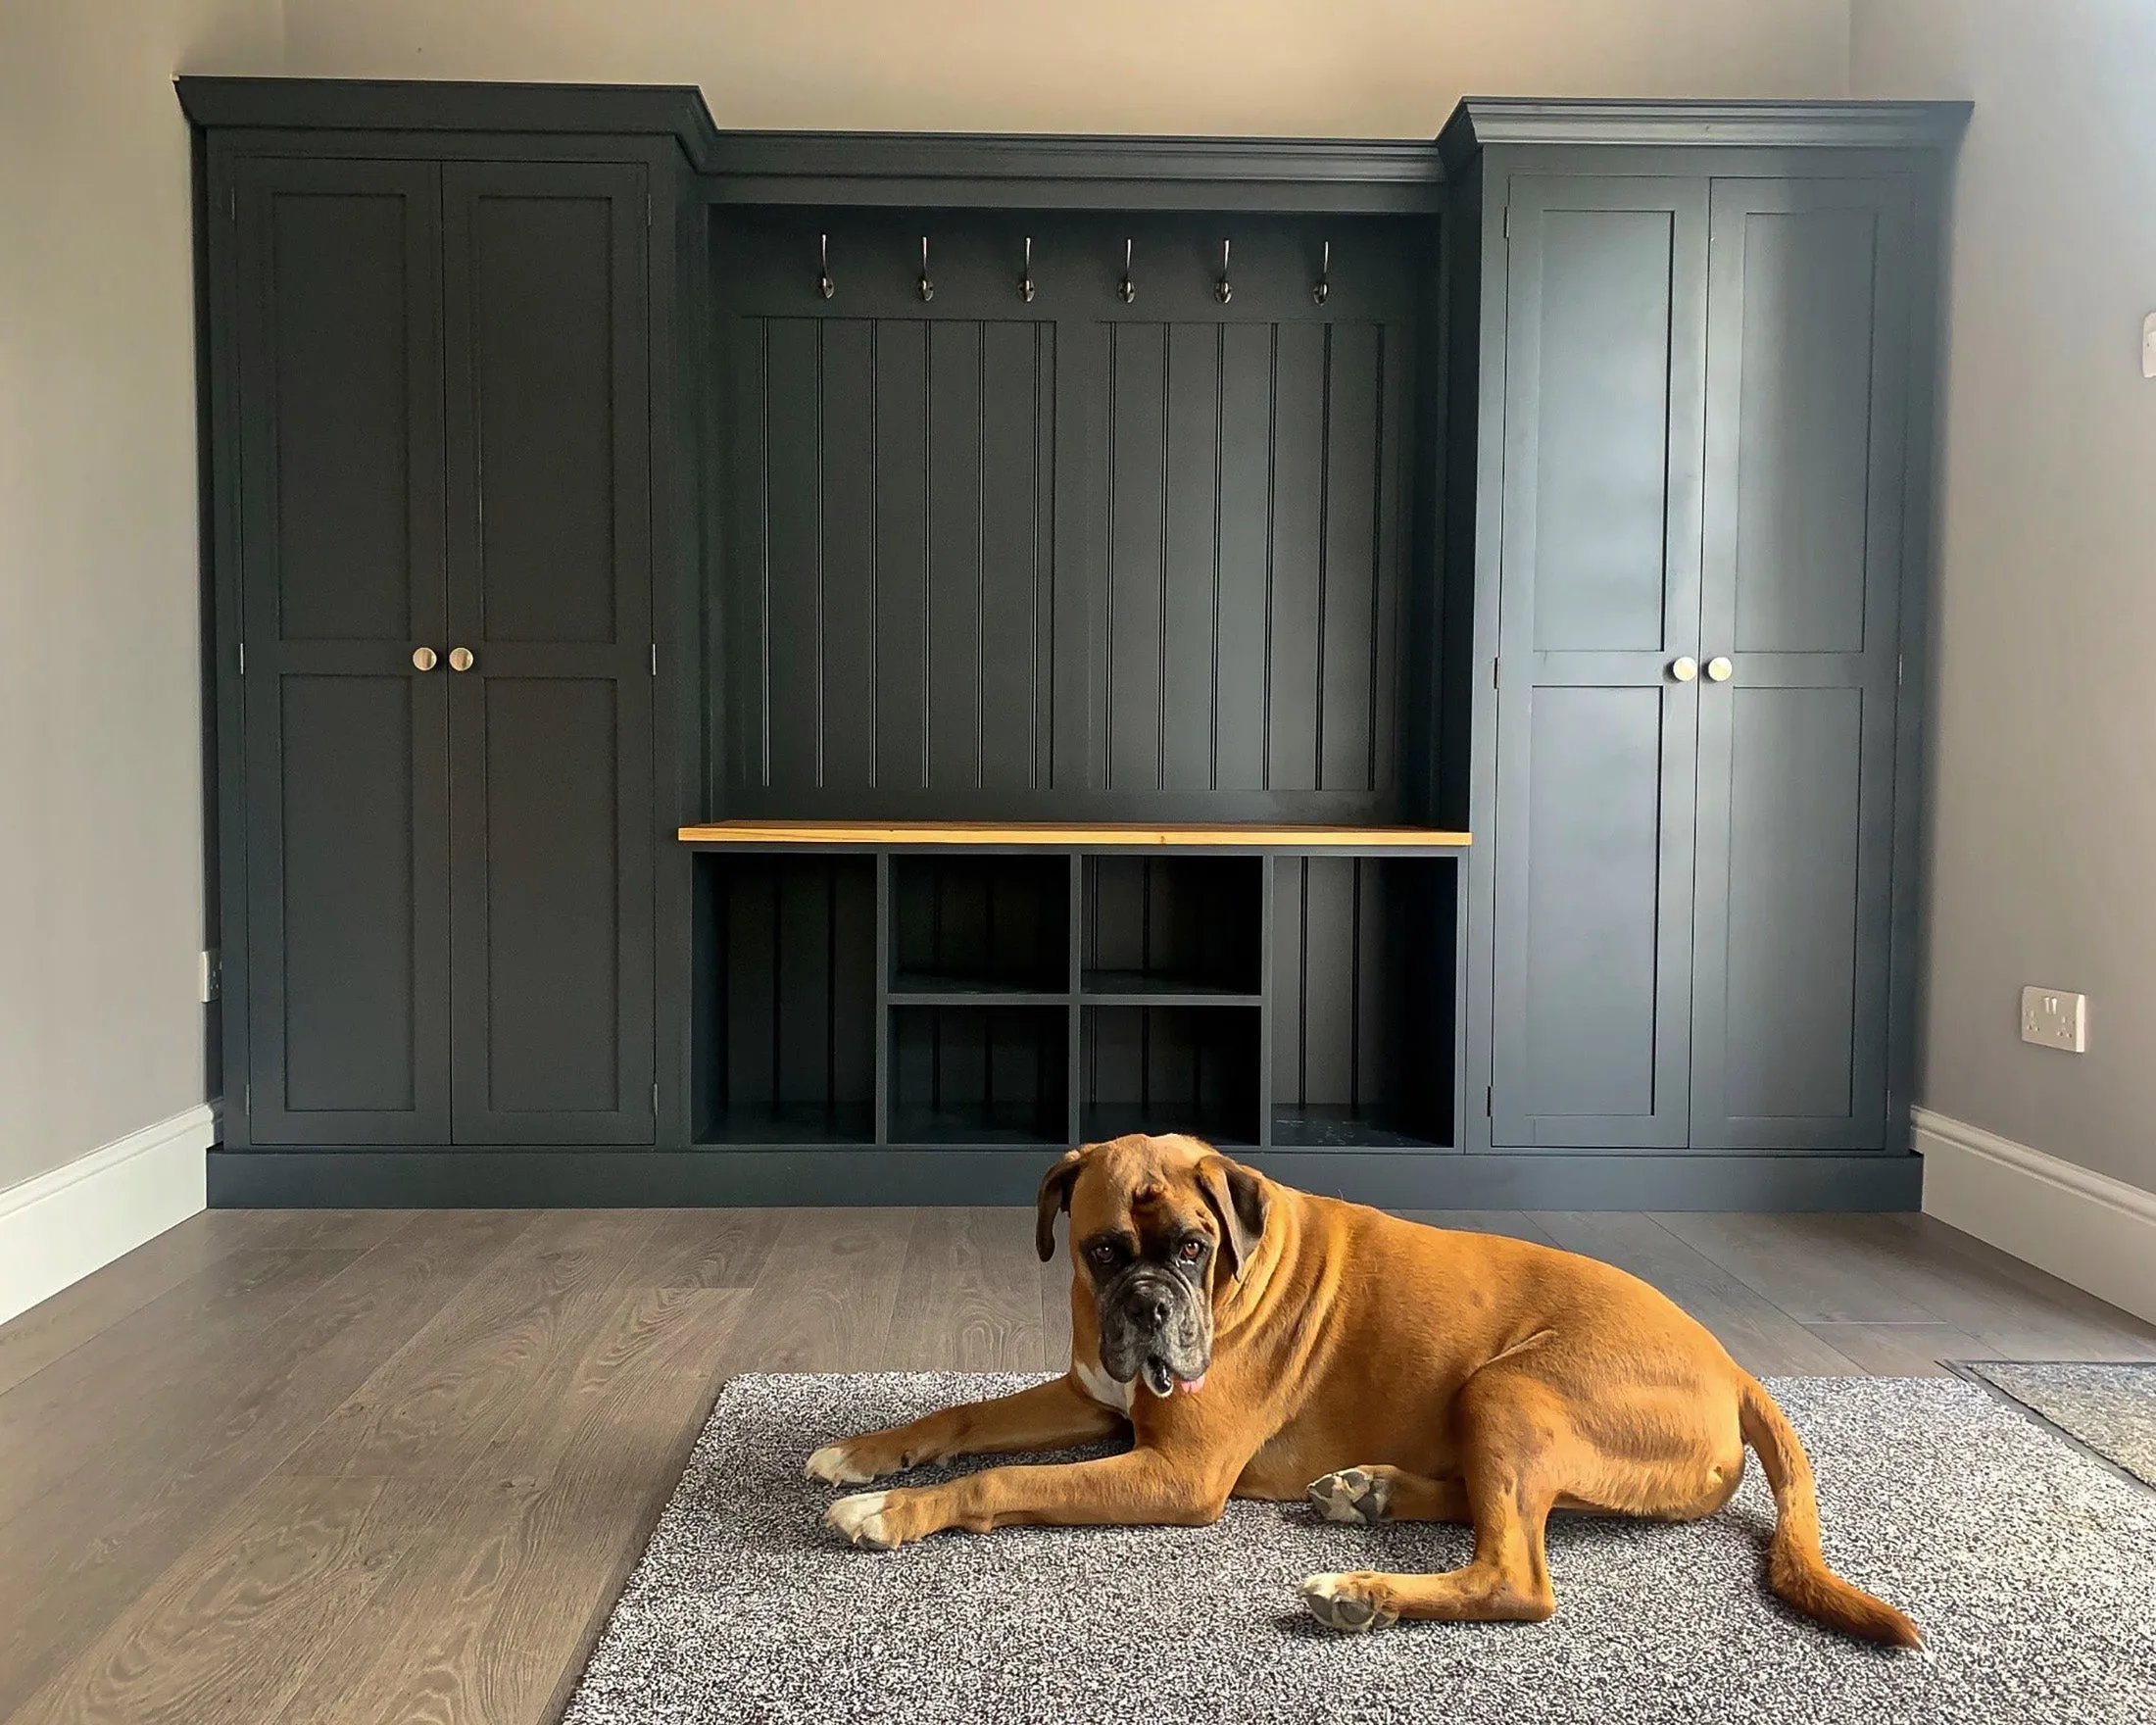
234,161,453,1145
1489,179,1708,1150
442,163,656,1145
1690,177,1911,1151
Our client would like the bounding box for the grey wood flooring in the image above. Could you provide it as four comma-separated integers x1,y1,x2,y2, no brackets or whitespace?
2,1205,2151,1723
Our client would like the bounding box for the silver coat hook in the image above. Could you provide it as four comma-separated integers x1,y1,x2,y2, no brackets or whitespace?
818,232,834,301
1312,239,1330,306
1215,237,1233,305
918,235,934,303
1118,237,1136,305
1019,235,1035,303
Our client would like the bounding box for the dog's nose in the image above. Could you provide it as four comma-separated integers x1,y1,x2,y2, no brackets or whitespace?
1146,1292,1172,1327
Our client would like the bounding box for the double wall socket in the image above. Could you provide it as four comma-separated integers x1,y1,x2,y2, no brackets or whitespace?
2020,986,2087,1054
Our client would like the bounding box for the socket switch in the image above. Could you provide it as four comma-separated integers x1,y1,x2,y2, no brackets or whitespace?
2020,985,2086,1054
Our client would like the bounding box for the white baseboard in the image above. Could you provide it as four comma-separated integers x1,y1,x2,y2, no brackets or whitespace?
0,1105,213,1328
1913,1107,2156,1327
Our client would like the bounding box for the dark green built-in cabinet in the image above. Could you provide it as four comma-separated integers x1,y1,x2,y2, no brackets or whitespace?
180,81,1966,1208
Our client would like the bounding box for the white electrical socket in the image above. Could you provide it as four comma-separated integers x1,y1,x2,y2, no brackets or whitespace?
2020,985,2086,1053
2144,312,2156,380
199,948,221,1005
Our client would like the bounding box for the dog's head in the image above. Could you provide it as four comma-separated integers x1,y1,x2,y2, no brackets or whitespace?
1035,1133,1269,1399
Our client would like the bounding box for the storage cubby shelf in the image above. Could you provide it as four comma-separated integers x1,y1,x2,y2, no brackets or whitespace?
692,845,1458,1154
680,820,1469,850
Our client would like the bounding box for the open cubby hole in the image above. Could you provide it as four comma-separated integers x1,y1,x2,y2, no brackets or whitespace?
1081,856,1263,999
889,1005,1070,1144
692,853,877,1144
890,854,1071,996
1082,1004,1260,1148
1270,856,1456,1149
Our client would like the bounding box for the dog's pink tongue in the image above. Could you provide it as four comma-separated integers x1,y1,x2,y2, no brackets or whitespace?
1177,1373,1206,1394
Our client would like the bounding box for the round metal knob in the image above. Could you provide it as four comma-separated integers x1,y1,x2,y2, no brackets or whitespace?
412,647,438,671
1705,656,1734,683
1668,656,1697,683
448,647,475,672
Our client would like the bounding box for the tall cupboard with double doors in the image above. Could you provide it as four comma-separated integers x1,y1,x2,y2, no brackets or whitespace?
194,93,703,1154
1443,105,1962,1173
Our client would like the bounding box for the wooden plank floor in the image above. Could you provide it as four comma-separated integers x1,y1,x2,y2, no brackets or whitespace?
2,1206,2151,1723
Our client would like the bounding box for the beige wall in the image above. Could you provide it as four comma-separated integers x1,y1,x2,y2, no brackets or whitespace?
1854,2,2156,1195
281,0,1852,134
0,0,282,1191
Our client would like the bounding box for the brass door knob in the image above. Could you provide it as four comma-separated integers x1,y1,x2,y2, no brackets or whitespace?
1668,656,1697,683
447,647,475,672
1706,656,1734,682
412,647,438,671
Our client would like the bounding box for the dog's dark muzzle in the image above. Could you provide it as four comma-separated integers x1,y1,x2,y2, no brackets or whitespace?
1098,1267,1210,1397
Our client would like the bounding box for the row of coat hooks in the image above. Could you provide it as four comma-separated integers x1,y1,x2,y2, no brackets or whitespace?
814,233,1333,306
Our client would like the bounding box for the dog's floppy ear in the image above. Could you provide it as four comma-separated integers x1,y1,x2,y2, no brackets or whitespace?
1034,1145,1090,1262
1196,1153,1268,1280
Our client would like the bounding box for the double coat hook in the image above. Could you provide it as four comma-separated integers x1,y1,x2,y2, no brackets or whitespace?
817,232,834,300
1019,236,1035,303
917,236,934,303
1312,239,1330,305
1118,238,1136,304
1215,238,1233,305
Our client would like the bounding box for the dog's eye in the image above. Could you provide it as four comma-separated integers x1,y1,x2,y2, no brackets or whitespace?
1088,1243,1117,1267
1178,1239,1205,1262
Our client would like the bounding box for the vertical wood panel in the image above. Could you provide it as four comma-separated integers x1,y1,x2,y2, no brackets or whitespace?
476,680,621,1115
873,321,929,790
1320,323,1382,790
927,322,984,789
267,193,416,644
1732,208,1879,655
277,679,419,1115
1531,209,1679,654
1266,323,1325,791
1161,323,1222,790
1298,858,1357,1104
470,194,615,645
1105,323,1167,789
1214,325,1274,790
979,322,1048,790
763,319,822,791
818,320,877,789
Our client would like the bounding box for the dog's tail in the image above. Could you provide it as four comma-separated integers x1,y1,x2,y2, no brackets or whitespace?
1737,1373,1922,1649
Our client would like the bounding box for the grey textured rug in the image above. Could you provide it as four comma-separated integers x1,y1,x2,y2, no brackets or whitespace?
561,1373,2156,1725
1967,1360,2156,1489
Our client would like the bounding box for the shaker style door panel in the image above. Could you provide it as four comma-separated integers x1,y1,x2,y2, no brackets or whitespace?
441,162,656,1144
1690,177,1911,1151
1489,180,1708,1150
233,160,453,1145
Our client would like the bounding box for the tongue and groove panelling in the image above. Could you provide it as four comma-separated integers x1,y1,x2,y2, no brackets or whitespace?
710,212,1426,821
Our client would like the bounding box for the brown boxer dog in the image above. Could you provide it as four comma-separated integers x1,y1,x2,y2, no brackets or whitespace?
807,1132,1919,1645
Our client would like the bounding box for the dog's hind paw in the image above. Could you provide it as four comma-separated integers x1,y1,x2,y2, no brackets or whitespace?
1306,1467,1392,1525
1300,1572,1400,1633
1294,1578,1396,1630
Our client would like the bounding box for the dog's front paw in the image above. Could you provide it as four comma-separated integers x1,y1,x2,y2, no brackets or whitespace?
1306,1467,1393,1525
806,1442,882,1486
1300,1571,1401,1633
825,1491,911,1550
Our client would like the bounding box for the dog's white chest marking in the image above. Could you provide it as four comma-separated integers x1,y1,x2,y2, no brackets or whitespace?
1073,1358,1133,1412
